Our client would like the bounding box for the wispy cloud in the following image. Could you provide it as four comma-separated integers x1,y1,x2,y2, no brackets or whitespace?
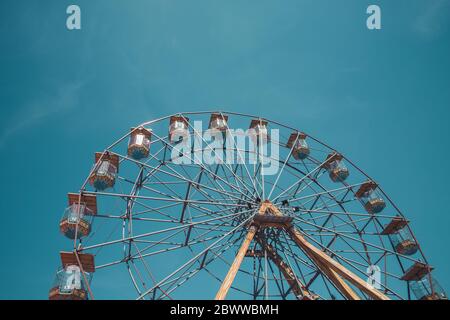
414,0,450,38
0,81,85,148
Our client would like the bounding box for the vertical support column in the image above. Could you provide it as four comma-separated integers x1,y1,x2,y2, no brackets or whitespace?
215,225,258,300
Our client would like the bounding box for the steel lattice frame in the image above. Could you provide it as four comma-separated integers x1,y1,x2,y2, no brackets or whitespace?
65,111,433,300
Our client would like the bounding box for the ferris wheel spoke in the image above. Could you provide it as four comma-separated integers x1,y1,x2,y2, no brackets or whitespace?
271,157,331,203
280,232,349,300
278,238,320,276
146,161,249,203
136,214,255,300
253,232,322,297
131,228,236,259
114,148,256,205
80,210,246,253
131,198,182,221
297,212,372,234
221,118,262,198
277,219,388,299
319,273,340,300
169,229,249,293
301,199,347,216
295,216,421,266
267,134,299,200
301,232,389,297
195,170,246,205
255,232,312,300
84,190,250,210
328,233,373,266
277,232,311,283
296,208,399,220
182,203,248,222
130,259,151,296
191,227,276,285
330,216,373,231
129,214,242,261
287,179,372,255
183,116,258,198
208,167,259,207
294,218,376,258
179,160,256,206
304,243,403,299
217,160,257,198
151,131,256,203
290,235,367,300
127,261,145,297
265,257,288,299
155,233,250,299
287,182,364,207
282,173,324,205
130,241,174,300
96,220,240,271
137,170,249,221
130,202,181,218
129,199,233,230
140,182,244,210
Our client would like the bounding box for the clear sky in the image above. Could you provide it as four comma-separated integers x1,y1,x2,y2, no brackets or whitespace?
0,0,449,299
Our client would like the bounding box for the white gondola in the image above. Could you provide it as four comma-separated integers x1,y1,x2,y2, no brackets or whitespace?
355,181,386,213
59,193,96,239
287,132,310,160
89,152,119,190
169,116,189,143
322,153,349,182
128,127,152,160
49,252,95,300
249,119,269,145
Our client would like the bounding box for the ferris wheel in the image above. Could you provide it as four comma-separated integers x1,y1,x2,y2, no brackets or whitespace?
49,111,447,300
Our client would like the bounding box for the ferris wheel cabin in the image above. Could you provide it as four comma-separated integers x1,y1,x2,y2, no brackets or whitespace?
355,181,386,214
249,118,269,145
209,113,229,132
382,217,419,256
49,252,95,300
128,127,152,160
322,153,349,182
89,152,119,191
169,115,190,143
287,132,310,160
59,193,96,239
401,262,447,300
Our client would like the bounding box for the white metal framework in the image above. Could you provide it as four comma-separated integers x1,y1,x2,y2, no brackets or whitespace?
50,111,446,300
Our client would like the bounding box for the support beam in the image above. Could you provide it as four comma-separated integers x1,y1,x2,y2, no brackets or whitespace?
287,227,389,300
215,200,388,300
255,235,316,300
215,225,258,300
258,200,388,300
306,251,360,300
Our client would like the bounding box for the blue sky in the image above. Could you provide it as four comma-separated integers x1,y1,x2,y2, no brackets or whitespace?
0,0,449,299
